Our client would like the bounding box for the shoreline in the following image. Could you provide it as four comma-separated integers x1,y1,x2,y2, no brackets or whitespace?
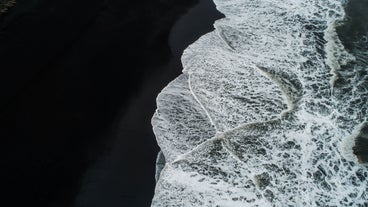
169,0,223,57
71,0,223,206
153,0,224,183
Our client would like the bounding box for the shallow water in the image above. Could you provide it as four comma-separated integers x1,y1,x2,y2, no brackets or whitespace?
152,0,368,206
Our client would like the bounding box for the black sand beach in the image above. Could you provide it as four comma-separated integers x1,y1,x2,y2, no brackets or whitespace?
0,0,222,206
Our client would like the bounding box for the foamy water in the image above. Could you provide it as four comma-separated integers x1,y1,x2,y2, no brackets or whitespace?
152,0,368,206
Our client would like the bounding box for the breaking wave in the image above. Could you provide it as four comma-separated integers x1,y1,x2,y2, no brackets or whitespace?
152,0,368,206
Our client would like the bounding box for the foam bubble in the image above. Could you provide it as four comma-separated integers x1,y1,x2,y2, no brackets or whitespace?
152,0,368,206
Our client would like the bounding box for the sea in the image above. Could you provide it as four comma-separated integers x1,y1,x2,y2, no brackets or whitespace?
152,0,368,206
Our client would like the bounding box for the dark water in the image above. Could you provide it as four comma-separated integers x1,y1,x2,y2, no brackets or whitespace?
337,0,368,50
0,0,222,206
337,0,368,163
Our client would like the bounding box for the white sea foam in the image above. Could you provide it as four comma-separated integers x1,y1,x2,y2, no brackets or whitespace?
152,0,368,206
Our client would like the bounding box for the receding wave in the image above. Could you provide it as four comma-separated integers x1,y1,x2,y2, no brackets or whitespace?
152,0,368,206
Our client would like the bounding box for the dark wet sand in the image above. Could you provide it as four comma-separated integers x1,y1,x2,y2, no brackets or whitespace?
0,0,222,206
73,1,223,206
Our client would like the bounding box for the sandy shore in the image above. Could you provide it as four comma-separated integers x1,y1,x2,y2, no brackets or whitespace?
0,0,222,206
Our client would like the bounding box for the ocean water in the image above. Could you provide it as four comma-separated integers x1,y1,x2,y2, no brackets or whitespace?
152,0,368,206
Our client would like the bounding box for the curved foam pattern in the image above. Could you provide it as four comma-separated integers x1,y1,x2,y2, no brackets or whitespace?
152,74,216,162
152,0,368,206
184,35,288,131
